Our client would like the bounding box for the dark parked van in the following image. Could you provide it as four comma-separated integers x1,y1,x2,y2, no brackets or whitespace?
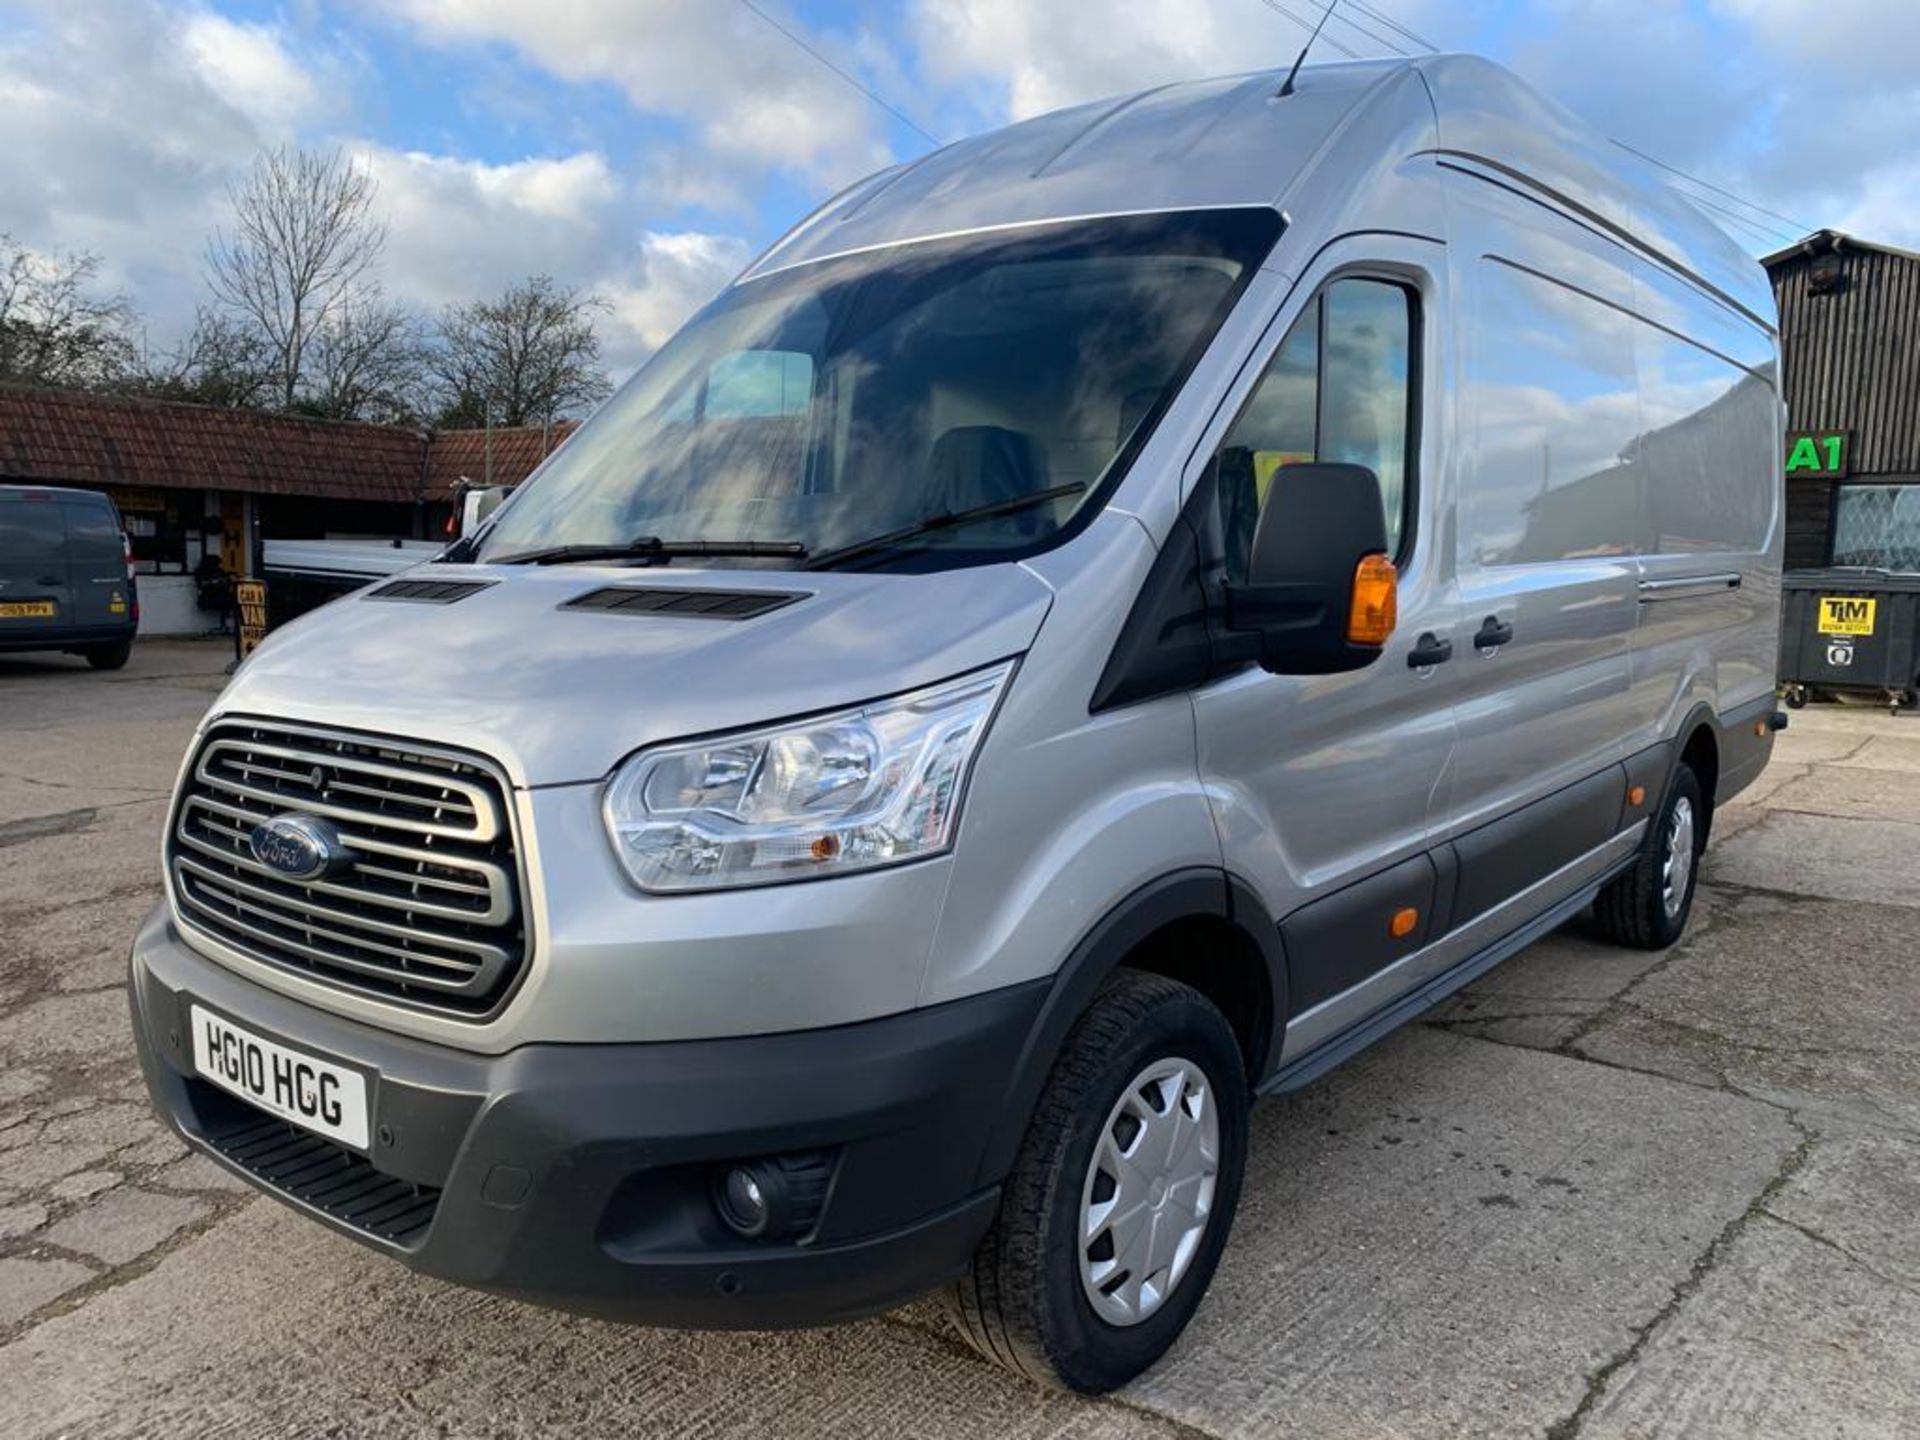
0,485,138,670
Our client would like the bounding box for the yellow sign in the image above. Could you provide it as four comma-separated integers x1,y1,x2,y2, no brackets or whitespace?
104,486,167,514
1818,596,1876,636
234,579,269,657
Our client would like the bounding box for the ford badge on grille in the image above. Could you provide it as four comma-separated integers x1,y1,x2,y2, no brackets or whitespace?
249,813,354,882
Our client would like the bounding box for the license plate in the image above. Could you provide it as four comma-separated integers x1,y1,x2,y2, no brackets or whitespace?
189,1004,370,1150
0,601,55,619
1818,596,1876,636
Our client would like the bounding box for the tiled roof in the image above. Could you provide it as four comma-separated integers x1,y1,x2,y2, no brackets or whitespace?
422,421,577,498
0,385,581,504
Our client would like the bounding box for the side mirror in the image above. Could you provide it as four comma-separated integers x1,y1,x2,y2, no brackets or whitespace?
461,485,511,537
1225,461,1396,675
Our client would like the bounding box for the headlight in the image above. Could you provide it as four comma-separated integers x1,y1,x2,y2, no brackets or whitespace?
603,662,1015,892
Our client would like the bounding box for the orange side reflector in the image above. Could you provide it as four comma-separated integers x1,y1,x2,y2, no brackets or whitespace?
1390,907,1419,938
1348,554,1398,646
1627,785,1646,807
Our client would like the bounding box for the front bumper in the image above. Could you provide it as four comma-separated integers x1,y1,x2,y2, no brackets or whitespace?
129,906,1045,1328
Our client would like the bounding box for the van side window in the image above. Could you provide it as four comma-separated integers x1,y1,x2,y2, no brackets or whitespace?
1217,277,1414,580
1462,261,1640,565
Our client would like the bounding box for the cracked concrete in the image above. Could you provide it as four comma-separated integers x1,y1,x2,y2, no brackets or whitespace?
1,643,1917,1438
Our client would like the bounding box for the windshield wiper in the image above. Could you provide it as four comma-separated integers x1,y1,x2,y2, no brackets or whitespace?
490,537,809,566
807,483,1086,571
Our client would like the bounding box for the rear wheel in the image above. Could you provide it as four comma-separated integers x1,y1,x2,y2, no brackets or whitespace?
1592,763,1704,949
944,971,1249,1393
82,639,132,671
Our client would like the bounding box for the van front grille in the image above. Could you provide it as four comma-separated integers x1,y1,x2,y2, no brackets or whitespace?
168,720,527,1018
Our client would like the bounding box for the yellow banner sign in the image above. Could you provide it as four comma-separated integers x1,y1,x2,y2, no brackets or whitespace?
234,579,269,657
1817,596,1876,636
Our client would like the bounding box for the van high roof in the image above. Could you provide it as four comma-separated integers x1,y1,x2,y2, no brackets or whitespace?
748,54,1771,333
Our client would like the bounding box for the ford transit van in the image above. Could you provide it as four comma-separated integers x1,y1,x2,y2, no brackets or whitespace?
0,485,138,670
130,55,1784,1392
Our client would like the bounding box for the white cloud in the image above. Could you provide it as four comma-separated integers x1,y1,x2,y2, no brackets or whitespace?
606,232,752,359
0,1,303,341
910,0,1463,124
180,12,319,134
1834,157,1920,251
379,0,897,188
354,146,748,374
914,0,1239,121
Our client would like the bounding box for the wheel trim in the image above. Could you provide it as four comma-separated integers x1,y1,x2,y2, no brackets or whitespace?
1663,794,1696,918
1078,1057,1220,1328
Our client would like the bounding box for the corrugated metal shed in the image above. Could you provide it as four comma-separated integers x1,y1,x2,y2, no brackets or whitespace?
1764,230,1920,567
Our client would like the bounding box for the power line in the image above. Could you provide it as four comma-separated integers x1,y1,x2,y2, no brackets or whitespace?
1254,0,1360,60
1344,0,1439,53
1666,188,1797,245
735,0,944,149
1609,138,1814,238
1302,0,1417,57
1668,189,1800,248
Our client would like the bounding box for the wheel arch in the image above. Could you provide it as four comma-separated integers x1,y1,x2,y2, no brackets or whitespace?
970,868,1285,1189
1674,702,1722,841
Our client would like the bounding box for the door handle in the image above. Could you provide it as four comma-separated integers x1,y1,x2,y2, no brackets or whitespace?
35,575,61,587
1407,632,1453,668
1474,616,1514,650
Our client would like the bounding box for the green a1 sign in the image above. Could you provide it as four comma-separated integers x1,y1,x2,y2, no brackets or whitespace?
1786,430,1850,478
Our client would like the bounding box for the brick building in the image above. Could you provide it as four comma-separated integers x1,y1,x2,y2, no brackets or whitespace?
0,385,573,632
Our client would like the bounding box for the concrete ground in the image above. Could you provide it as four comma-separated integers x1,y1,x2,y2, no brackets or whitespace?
1,639,1915,1439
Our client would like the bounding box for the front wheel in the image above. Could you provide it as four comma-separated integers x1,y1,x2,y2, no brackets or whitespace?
944,971,1249,1393
1592,763,1704,949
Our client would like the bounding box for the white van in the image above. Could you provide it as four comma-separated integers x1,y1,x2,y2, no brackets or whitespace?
131,55,1783,1391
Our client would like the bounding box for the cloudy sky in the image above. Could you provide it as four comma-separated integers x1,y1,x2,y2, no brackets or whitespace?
0,0,1912,376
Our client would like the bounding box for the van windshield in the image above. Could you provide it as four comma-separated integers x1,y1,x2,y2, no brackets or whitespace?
476,208,1280,570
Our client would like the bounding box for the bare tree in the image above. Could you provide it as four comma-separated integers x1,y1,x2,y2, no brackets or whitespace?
206,146,386,410
304,292,429,425
0,234,140,389
129,306,276,409
430,275,612,428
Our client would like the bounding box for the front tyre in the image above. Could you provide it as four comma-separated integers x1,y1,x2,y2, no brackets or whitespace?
945,971,1249,1393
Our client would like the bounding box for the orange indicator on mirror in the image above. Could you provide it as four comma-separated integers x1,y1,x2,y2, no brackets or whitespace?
1348,554,1398,646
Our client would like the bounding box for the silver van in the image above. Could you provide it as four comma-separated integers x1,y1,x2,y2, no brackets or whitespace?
130,55,1783,1391
0,484,138,670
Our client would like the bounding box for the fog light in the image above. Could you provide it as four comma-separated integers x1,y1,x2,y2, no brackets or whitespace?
709,1151,834,1242
714,1162,786,1239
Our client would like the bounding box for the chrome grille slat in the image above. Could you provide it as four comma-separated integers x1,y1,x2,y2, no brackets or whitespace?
196,739,500,842
169,721,527,1018
174,864,493,976
200,736,495,819
203,736,496,813
174,854,508,963
181,793,506,893
177,799,512,924
176,873,501,996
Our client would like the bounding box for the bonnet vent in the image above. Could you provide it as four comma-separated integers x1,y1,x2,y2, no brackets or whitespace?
365,579,497,605
562,586,805,621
